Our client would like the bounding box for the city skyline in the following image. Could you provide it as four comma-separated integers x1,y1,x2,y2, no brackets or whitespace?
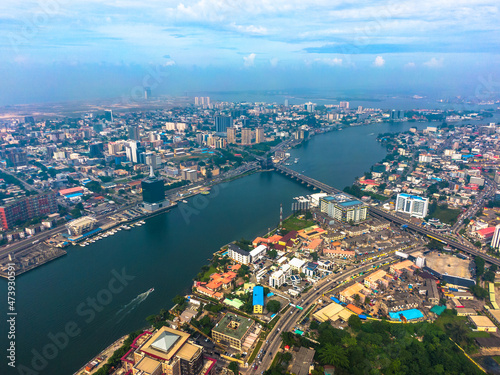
1,0,499,105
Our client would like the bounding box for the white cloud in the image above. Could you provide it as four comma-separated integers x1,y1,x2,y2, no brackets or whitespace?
231,23,268,35
270,57,279,66
243,53,256,67
404,62,416,68
373,55,385,67
423,57,444,68
315,57,342,66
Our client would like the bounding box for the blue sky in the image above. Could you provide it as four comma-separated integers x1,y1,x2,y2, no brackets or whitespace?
1,0,499,104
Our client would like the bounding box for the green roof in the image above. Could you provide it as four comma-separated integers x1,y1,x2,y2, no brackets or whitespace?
430,305,446,316
223,298,244,309
212,313,254,340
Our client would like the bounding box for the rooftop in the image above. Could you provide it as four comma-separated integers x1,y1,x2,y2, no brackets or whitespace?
212,313,254,340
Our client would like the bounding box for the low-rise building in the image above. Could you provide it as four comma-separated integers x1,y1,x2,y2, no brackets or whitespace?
469,315,497,333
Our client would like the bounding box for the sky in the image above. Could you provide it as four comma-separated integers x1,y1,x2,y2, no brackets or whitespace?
0,0,499,105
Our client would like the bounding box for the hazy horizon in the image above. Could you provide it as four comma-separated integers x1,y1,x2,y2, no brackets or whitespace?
1,0,499,106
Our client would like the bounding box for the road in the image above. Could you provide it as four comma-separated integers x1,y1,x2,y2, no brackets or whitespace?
370,206,500,267
252,253,406,373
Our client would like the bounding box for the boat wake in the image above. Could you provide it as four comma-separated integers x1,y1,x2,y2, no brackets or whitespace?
115,288,154,322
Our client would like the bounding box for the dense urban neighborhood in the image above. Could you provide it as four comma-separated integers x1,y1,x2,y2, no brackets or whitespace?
3,97,500,375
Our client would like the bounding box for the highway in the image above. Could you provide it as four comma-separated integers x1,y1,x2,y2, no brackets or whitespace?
251,253,404,373
369,206,500,267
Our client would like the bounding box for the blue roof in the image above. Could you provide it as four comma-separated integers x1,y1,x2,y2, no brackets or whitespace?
389,309,424,321
399,193,425,201
339,200,362,207
253,286,264,307
65,193,83,198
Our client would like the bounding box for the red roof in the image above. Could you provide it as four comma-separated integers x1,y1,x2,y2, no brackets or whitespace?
477,227,495,237
59,186,83,195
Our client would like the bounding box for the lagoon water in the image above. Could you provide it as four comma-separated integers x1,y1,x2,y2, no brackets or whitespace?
0,118,493,375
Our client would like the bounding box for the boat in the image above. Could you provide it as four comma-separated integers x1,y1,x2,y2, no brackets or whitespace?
200,191,210,195
294,158,299,163
140,221,146,224
182,200,188,203
148,288,154,293
122,225,131,230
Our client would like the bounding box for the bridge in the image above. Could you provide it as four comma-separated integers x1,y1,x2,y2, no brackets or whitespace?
273,164,343,195
273,163,500,267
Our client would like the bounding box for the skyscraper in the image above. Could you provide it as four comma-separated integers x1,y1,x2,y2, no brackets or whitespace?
128,125,140,140
492,225,500,250
227,127,236,144
241,128,253,145
214,115,232,133
255,127,264,144
144,87,151,99
104,110,113,122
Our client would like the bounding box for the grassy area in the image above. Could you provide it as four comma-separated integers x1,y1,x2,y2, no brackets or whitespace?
198,265,218,282
493,356,500,365
468,331,491,338
430,205,462,225
281,216,316,232
248,340,263,363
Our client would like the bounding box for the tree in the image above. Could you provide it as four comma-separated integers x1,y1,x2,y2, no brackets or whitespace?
267,300,281,313
311,252,319,262
268,249,278,259
228,361,239,375
353,294,361,303
348,314,362,330
86,180,102,193
364,296,371,305
319,343,349,368
475,256,485,276
282,352,293,364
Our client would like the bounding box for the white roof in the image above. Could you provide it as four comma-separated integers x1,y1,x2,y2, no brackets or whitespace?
281,264,291,273
250,245,267,257
271,270,284,279
289,258,306,268
151,331,180,353
277,256,288,264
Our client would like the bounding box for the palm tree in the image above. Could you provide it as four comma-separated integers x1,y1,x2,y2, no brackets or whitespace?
319,343,349,368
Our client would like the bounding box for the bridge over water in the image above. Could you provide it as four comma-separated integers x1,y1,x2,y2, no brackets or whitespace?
273,163,500,267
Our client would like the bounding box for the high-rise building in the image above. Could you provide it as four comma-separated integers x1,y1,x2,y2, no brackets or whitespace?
89,142,104,157
319,193,368,223
4,148,27,168
227,128,236,144
126,141,138,163
144,87,151,99
241,128,252,145
214,116,232,133
284,99,289,107
339,101,350,109
492,225,500,250
104,109,113,122
141,168,168,212
305,102,316,112
395,193,429,218
128,125,140,140
0,193,58,230
255,127,264,144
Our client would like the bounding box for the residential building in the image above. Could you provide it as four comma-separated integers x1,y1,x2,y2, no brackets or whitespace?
241,128,252,145
227,244,251,265
395,193,429,218
255,127,264,144
0,192,58,230
227,127,236,144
